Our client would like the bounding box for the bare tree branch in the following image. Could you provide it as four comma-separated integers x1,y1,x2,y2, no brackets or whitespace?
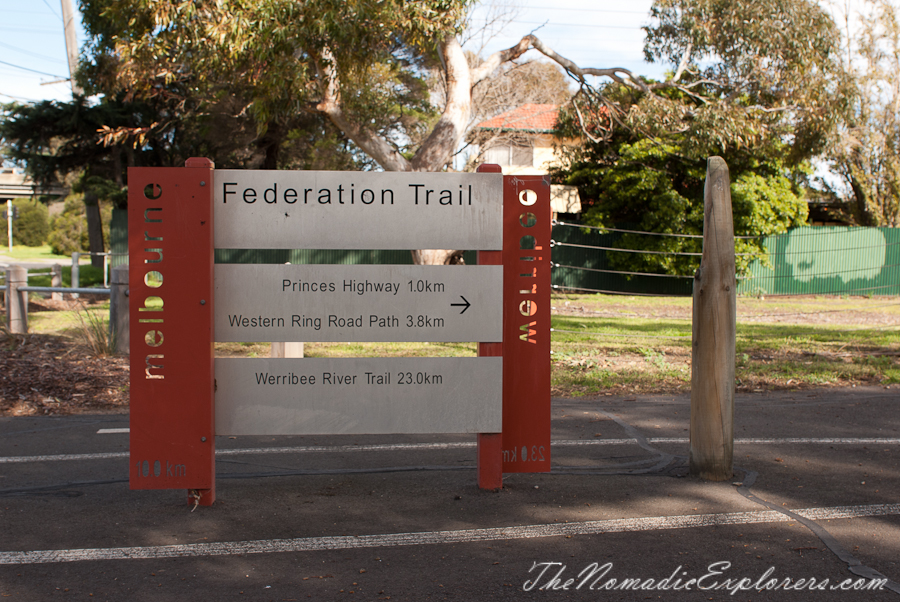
528,35,651,92
670,42,693,83
470,35,533,84
572,99,602,143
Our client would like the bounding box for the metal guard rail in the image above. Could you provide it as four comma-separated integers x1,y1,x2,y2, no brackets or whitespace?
18,286,111,295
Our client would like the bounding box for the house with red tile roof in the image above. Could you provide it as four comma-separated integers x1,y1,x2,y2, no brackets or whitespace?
472,103,581,216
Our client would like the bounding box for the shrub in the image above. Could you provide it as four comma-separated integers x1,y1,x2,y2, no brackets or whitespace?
46,194,114,256
10,199,49,246
47,196,87,256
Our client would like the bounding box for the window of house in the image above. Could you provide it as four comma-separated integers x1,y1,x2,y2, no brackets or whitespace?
484,143,533,166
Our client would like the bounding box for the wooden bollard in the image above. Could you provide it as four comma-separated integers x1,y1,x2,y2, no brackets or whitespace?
109,265,129,355
271,342,304,358
690,157,736,481
51,264,63,301
6,266,28,334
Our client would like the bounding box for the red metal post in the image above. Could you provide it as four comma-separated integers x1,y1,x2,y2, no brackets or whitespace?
128,158,216,506
475,164,504,489
501,174,551,472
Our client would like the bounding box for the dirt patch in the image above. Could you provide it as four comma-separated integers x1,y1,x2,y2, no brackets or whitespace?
2,296,129,416
553,295,900,326
0,332,129,416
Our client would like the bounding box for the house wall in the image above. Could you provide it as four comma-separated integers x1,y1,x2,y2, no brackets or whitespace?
500,135,554,176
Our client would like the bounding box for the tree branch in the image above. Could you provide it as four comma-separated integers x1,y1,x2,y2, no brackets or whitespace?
528,35,650,92
572,99,603,143
310,33,718,172
410,36,472,171
314,47,411,171
670,42,693,83
470,35,533,85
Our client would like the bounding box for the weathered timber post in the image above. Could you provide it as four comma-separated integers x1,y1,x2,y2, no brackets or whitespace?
6,266,28,334
109,265,129,355
271,342,304,358
51,264,63,301
71,253,80,299
690,156,736,481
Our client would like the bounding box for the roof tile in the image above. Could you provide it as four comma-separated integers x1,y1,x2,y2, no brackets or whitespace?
474,103,559,132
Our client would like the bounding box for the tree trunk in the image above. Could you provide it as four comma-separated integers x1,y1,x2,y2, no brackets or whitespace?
410,250,465,265
312,35,571,264
84,193,105,269
258,121,281,170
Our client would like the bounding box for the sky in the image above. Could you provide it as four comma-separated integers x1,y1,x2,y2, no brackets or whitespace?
463,1,663,80
0,0,86,104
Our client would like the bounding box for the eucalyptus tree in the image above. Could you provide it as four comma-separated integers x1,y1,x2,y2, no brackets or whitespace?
549,0,851,276
75,0,851,265
828,0,900,227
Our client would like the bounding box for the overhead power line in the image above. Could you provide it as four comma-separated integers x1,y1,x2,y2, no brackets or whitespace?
0,27,60,34
0,59,66,79
41,0,62,21
0,41,65,64
470,19,644,30
0,91,39,102
493,4,649,13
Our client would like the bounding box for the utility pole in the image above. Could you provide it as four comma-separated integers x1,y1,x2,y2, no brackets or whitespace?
60,0,83,96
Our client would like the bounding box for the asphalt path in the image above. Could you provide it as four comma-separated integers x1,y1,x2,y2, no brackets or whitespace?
1,387,898,601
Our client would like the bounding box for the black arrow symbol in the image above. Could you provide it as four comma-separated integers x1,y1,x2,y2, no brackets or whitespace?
450,296,471,314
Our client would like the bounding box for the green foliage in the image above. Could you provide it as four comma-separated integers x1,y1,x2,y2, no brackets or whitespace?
46,195,114,257
23,264,105,288
10,199,49,247
642,0,850,163
77,175,127,209
550,0,838,276
731,172,809,238
553,120,809,275
0,96,139,197
827,0,900,227
2,1,369,196
74,302,115,357
74,0,469,170
47,208,87,257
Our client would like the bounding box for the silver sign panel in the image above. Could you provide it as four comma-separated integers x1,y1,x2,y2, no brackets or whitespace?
215,264,502,342
215,357,502,435
213,170,503,250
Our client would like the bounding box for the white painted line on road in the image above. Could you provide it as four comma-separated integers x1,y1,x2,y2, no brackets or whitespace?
96,428,130,434
564,438,900,446
0,451,128,463
2,438,899,464
1,503,898,565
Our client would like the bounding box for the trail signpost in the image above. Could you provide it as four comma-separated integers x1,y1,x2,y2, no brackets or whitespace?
214,264,503,342
128,160,550,506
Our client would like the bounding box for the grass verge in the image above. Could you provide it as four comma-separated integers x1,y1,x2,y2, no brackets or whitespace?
1,245,71,262
548,294,900,395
